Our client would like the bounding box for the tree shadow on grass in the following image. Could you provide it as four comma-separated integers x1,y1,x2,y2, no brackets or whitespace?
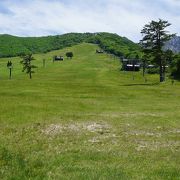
120,82,160,86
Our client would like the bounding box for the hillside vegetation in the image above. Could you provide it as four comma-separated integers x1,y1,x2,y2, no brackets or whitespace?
0,43,179,179
0,32,140,58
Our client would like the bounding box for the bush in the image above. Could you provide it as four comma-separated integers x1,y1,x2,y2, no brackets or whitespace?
66,52,73,59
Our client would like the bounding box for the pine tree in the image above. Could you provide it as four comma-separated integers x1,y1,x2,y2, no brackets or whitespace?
140,19,175,82
20,54,37,79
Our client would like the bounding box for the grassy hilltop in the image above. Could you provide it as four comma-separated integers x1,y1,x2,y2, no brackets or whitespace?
0,43,179,179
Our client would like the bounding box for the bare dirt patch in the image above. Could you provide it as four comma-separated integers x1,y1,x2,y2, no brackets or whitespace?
42,124,63,135
42,122,112,136
83,122,111,133
88,133,117,144
126,130,162,137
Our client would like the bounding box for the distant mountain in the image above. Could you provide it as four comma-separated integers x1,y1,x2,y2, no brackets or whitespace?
165,36,180,53
0,32,140,58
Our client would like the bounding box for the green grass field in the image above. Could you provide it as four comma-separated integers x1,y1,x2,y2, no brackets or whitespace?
0,43,179,179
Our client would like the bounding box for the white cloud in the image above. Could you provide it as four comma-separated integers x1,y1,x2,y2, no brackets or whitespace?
0,0,179,42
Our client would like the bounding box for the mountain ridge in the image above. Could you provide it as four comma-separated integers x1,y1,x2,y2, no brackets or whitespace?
164,36,180,53
1,32,179,59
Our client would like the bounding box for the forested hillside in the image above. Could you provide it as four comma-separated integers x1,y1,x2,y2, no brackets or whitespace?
0,33,90,57
0,32,140,58
87,32,140,58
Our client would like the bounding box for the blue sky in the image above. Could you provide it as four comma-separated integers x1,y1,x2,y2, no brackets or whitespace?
0,0,180,42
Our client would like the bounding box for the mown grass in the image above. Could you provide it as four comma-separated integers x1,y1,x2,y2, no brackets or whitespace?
0,43,179,179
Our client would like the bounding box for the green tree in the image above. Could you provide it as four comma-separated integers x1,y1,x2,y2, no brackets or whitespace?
20,54,37,79
171,54,180,79
140,19,175,82
7,61,13,79
162,50,174,80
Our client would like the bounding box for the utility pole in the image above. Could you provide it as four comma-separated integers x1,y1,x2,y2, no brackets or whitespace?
43,59,46,68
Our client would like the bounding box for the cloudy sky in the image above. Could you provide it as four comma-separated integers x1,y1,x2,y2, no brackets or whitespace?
0,0,179,42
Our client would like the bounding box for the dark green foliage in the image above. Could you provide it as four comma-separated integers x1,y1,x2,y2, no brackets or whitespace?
66,52,73,59
87,32,141,58
140,19,175,82
20,54,37,79
7,61,12,68
170,54,180,79
0,33,140,58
